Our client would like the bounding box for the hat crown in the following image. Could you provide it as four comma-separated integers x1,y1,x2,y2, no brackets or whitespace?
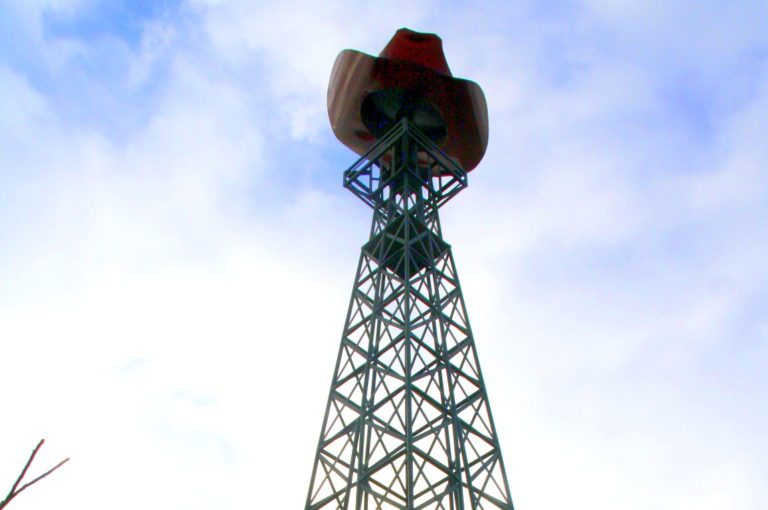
378,28,452,76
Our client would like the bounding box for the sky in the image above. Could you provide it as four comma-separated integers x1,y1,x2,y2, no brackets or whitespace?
0,0,767,509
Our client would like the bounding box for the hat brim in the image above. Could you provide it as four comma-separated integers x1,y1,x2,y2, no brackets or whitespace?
327,49,489,172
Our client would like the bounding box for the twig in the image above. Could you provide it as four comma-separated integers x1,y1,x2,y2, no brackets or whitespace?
0,439,69,510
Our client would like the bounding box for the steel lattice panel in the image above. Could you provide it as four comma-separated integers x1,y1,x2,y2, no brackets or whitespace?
305,119,514,510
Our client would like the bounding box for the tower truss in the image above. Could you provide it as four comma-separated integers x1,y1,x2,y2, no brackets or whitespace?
305,119,514,510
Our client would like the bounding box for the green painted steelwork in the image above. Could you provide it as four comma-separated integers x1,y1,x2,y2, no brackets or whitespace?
305,119,514,510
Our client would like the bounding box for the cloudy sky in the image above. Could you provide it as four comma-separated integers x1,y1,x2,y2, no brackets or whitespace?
1,1,766,509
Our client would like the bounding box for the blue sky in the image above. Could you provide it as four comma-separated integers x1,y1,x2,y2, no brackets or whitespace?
1,1,767,509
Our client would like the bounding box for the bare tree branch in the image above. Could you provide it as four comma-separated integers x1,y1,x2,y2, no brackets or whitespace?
7,439,43,498
0,439,69,510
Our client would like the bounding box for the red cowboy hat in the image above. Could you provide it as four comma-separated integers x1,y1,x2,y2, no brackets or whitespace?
327,28,489,172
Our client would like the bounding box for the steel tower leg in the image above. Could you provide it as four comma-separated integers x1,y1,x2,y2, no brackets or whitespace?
305,119,514,510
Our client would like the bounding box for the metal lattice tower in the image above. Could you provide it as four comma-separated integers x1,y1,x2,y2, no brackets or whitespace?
304,119,514,510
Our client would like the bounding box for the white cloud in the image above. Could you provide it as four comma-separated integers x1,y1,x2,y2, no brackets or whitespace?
190,0,437,141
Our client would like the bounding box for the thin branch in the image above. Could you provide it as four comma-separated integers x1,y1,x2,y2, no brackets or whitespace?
7,439,43,498
0,439,69,510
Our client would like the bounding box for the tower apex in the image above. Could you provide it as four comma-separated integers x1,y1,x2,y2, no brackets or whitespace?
327,28,489,172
